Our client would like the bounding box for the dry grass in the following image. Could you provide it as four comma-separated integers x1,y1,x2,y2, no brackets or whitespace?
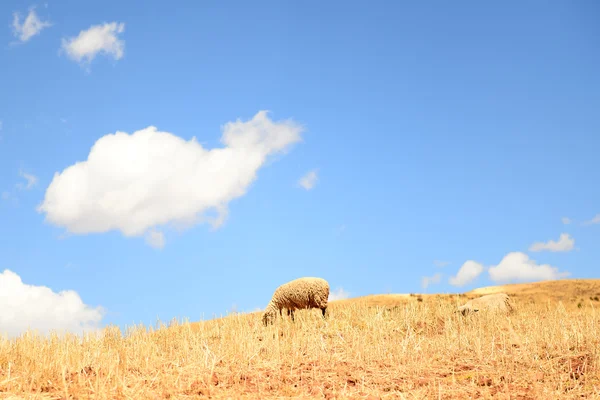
1,280,600,399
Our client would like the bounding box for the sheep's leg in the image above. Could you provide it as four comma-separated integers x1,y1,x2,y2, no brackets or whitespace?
321,307,327,318
290,309,295,321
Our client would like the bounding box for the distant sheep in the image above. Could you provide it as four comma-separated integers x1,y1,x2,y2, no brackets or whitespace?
262,277,330,326
457,293,515,315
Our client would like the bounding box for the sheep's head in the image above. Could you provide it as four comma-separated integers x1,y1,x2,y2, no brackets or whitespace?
456,306,479,316
262,309,276,326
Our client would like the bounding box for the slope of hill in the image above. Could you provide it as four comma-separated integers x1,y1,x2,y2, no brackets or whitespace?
327,278,600,310
2,279,599,399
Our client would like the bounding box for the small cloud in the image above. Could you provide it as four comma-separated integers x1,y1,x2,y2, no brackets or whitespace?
582,214,600,226
329,287,350,301
433,260,450,267
16,170,38,190
488,251,569,283
529,233,574,252
421,273,442,289
298,169,318,190
11,7,52,43
145,229,165,249
449,260,484,287
0,269,104,338
561,217,571,225
61,22,125,67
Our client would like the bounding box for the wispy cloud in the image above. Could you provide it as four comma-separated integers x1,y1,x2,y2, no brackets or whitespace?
582,214,600,226
1,191,15,205
11,7,52,43
329,287,350,301
334,224,347,237
145,229,165,249
528,233,574,253
298,169,318,190
16,170,38,190
433,260,450,267
61,22,125,68
561,217,571,225
421,273,442,289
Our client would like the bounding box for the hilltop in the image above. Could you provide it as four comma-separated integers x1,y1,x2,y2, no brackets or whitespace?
325,278,600,311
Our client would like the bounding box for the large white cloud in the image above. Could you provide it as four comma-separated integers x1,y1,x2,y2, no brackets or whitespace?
0,269,104,338
529,233,574,252
488,251,569,283
37,111,303,244
449,260,484,287
61,22,125,65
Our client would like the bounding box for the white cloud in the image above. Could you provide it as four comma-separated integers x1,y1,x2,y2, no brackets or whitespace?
37,111,303,246
298,169,318,190
421,273,442,289
449,260,483,287
329,287,350,301
433,260,449,267
528,233,574,252
488,251,569,283
561,217,571,225
145,229,165,249
16,170,38,190
61,22,125,65
582,214,600,226
0,269,104,338
12,7,52,43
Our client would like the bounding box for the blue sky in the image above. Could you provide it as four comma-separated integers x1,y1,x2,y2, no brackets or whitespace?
0,1,599,337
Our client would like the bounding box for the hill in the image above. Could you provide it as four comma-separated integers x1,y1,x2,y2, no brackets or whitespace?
1,279,599,399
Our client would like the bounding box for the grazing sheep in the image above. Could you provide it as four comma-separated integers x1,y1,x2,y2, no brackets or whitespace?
457,293,515,315
262,277,330,326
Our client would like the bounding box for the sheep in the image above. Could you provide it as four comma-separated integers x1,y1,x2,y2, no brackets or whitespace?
262,277,330,326
457,293,515,316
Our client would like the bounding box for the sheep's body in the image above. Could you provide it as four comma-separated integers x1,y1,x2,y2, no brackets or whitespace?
457,293,515,315
262,277,330,325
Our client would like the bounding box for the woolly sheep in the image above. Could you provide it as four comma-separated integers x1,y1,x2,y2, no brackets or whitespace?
262,277,330,326
457,293,515,316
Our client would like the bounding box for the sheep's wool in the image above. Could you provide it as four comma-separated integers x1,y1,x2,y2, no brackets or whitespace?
262,277,330,325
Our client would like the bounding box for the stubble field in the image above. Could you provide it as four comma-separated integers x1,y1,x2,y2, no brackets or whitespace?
1,279,599,399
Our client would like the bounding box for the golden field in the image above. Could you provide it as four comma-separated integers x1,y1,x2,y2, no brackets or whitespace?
1,279,600,399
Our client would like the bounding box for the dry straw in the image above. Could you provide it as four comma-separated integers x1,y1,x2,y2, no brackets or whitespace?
0,295,599,398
